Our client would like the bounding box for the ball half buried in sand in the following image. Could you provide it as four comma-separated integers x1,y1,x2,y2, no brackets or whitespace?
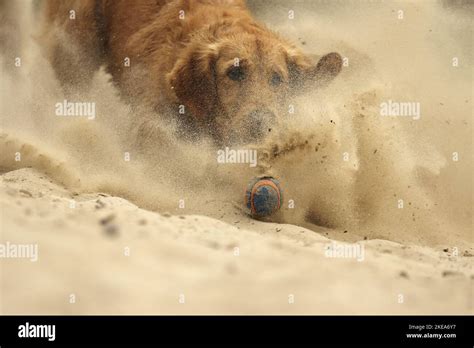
246,176,282,218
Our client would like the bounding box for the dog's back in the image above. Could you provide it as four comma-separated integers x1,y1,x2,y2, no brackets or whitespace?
40,0,249,90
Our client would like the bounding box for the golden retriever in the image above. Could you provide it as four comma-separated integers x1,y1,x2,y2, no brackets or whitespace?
41,0,342,144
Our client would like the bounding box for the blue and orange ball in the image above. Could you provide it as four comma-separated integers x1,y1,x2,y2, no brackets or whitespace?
245,176,282,218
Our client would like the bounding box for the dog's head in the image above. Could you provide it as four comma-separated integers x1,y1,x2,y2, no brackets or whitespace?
167,27,342,145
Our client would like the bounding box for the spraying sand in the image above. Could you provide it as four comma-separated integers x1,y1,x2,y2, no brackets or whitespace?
0,0,472,314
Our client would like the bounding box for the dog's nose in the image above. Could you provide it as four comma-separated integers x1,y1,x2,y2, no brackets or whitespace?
247,109,276,138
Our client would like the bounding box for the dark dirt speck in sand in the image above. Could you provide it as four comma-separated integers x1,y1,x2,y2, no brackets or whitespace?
442,270,462,277
99,213,116,225
399,271,409,278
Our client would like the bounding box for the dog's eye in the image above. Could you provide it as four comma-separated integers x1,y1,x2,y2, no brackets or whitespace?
227,66,245,81
270,73,283,86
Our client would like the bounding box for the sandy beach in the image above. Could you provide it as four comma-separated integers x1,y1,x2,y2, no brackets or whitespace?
0,167,471,314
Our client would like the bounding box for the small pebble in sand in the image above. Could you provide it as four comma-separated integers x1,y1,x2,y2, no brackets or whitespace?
162,212,171,217
442,248,449,252
19,189,33,197
99,214,119,237
399,271,409,278
138,218,147,225
99,213,116,225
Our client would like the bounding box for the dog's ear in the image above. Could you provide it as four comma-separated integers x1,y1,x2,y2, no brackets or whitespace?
167,43,219,122
286,48,343,91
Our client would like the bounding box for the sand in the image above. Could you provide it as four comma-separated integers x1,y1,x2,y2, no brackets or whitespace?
0,0,472,314
1,167,471,314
